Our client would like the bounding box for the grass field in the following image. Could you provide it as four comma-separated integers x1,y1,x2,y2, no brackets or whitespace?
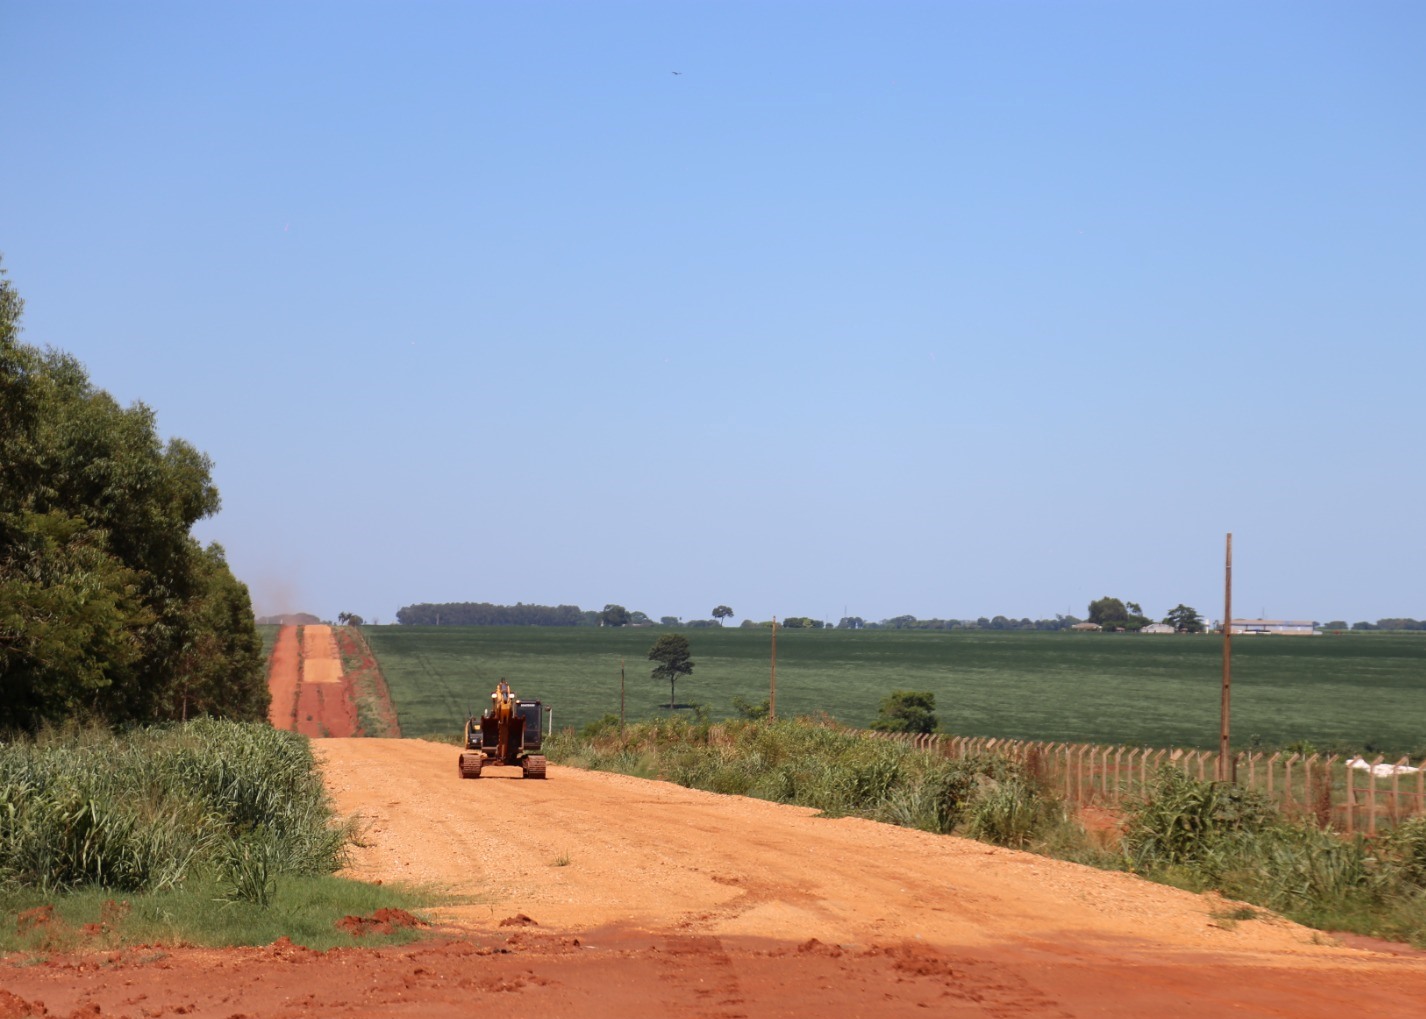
360,626,1426,757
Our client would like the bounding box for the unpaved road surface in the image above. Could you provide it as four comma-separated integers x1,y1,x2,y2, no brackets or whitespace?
8,738,1426,1018
267,623,358,738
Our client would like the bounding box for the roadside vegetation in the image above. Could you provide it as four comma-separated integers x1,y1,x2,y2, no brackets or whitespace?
0,720,431,950
548,715,1426,946
336,626,402,737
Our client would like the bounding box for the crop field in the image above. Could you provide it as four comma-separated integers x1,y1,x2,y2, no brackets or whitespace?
360,626,1426,756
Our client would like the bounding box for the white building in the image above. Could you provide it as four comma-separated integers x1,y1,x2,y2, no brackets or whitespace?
1229,619,1318,636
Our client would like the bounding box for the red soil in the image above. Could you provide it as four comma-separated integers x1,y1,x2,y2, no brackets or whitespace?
269,624,360,738
264,625,299,729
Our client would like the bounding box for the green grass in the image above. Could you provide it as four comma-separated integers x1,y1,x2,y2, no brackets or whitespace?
363,626,1426,756
258,623,279,662
0,876,437,952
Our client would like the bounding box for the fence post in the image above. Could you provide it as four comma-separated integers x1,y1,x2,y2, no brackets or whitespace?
1346,761,1356,835
1369,755,1384,836
1392,757,1410,825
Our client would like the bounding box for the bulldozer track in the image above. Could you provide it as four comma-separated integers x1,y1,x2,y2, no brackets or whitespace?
521,754,547,779
458,752,483,779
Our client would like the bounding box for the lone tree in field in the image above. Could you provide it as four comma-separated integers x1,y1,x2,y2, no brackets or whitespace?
600,604,631,627
1163,604,1205,633
648,633,695,708
1087,596,1128,628
712,605,733,625
870,690,938,734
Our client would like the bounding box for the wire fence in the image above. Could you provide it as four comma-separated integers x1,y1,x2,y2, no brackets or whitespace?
870,731,1425,835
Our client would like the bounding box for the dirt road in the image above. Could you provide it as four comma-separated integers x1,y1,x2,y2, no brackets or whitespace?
11,738,1425,1018
267,623,359,738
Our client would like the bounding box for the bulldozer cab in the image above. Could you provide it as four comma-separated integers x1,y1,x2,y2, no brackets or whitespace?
516,700,543,751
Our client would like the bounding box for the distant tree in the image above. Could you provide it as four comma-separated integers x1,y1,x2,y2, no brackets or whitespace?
1088,597,1128,629
648,633,694,708
836,616,865,630
1352,621,1378,631
1163,604,1204,633
738,619,758,629
600,604,631,627
870,690,938,734
659,615,680,626
1322,620,1348,631
712,605,733,625
629,610,651,625
781,616,822,629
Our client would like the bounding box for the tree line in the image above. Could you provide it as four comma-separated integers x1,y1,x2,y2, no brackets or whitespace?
396,602,595,626
1323,619,1426,632
0,262,267,731
395,599,1424,635
395,602,730,628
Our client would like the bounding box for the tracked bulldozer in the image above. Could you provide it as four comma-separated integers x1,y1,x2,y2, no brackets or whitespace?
458,680,547,779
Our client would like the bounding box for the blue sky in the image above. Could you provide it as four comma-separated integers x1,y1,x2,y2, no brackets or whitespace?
3,1,1422,625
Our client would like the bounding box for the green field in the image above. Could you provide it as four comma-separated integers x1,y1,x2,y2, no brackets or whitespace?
361,626,1426,757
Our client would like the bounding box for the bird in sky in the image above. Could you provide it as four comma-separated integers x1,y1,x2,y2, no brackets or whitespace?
671,71,682,75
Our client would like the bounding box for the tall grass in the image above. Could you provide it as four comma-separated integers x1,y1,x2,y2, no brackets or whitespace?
548,716,1070,846
1122,766,1426,944
0,720,351,895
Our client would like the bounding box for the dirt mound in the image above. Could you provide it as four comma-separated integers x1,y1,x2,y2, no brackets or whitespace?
335,908,428,937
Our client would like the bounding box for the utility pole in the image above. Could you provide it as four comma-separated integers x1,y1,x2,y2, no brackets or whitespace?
770,616,778,720
1220,532,1235,782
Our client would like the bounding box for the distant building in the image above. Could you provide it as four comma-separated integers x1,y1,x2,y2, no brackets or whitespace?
1070,622,1103,632
1229,619,1318,636
1141,622,1176,634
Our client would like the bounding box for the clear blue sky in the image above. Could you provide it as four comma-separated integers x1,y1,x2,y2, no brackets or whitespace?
3,2,1422,626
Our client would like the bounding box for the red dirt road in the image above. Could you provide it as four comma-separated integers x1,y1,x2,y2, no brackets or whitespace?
267,624,359,738
6,738,1426,1018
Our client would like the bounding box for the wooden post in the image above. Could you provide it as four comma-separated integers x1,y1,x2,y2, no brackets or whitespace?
1369,757,1382,836
1221,532,1235,782
769,616,778,720
1346,762,1356,835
